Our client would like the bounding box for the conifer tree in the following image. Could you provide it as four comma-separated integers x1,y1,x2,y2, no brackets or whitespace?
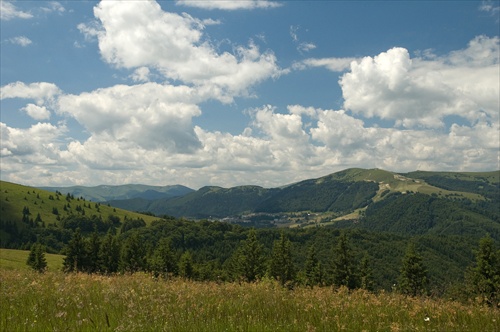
331,232,359,289
359,254,374,291
63,228,88,272
27,243,47,273
466,235,500,307
120,232,145,273
236,228,265,282
398,243,428,296
99,230,120,274
269,232,295,286
304,244,323,287
86,230,101,273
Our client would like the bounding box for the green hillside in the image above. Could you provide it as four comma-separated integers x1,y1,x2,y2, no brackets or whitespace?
0,180,161,249
117,168,496,220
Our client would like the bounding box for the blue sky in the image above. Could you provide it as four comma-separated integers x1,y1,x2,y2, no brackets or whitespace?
1,0,499,189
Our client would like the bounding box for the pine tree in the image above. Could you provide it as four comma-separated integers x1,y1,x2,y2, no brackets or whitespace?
235,228,265,282
269,232,295,286
86,230,101,273
120,232,145,273
304,244,323,287
398,243,428,297
99,230,120,274
466,236,500,307
359,254,374,291
63,228,88,272
27,243,47,273
331,232,359,289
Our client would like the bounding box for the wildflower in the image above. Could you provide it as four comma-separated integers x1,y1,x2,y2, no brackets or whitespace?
424,317,430,322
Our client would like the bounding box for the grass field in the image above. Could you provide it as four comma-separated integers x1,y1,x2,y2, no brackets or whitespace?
0,248,64,271
0,249,498,331
1,269,499,331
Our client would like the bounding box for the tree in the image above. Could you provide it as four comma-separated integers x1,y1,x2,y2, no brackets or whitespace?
63,228,88,272
331,232,359,289
120,232,145,273
86,230,101,273
359,254,374,291
235,228,266,282
304,244,323,287
27,243,47,273
466,235,500,307
150,238,177,278
99,230,120,274
269,232,295,286
398,243,428,297
178,251,195,279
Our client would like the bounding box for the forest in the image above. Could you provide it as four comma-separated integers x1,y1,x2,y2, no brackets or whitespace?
1,169,499,306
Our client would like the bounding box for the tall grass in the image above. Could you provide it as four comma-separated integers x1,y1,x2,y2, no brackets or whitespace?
1,269,498,331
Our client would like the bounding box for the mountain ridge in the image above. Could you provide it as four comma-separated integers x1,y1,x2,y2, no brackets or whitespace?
39,183,194,202
104,168,499,219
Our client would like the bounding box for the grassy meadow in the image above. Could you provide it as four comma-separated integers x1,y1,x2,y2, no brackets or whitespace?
0,180,159,226
0,248,63,271
1,249,499,331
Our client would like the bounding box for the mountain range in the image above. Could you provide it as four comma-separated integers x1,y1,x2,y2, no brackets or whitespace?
40,184,194,203
41,168,499,222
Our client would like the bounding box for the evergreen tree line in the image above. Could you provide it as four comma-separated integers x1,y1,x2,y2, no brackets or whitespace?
29,226,500,306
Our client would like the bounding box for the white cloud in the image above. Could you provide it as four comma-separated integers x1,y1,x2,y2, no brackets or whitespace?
21,104,51,120
297,42,316,53
0,82,61,104
295,57,358,72
290,25,299,42
80,0,280,102
1,34,498,188
479,0,500,14
8,36,32,47
41,1,65,14
0,1,33,20
0,122,66,162
176,0,282,10
130,67,151,82
340,36,500,128
57,83,203,154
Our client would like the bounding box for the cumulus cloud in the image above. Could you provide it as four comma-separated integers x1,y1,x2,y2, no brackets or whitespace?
176,0,282,10
130,67,151,82
21,104,51,120
57,83,203,154
79,0,280,102
8,36,32,47
0,122,66,161
0,82,61,104
1,1,33,20
1,33,498,188
340,36,500,128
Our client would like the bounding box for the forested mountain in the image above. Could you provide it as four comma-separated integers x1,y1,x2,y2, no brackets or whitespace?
106,168,498,220
40,184,194,202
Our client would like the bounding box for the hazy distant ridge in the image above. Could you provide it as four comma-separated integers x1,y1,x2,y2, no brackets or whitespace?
39,184,194,202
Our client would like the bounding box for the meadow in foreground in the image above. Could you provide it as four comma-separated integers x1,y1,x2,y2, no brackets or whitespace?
1,269,498,331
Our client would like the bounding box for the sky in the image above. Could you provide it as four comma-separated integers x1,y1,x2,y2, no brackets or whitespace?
1,0,499,189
